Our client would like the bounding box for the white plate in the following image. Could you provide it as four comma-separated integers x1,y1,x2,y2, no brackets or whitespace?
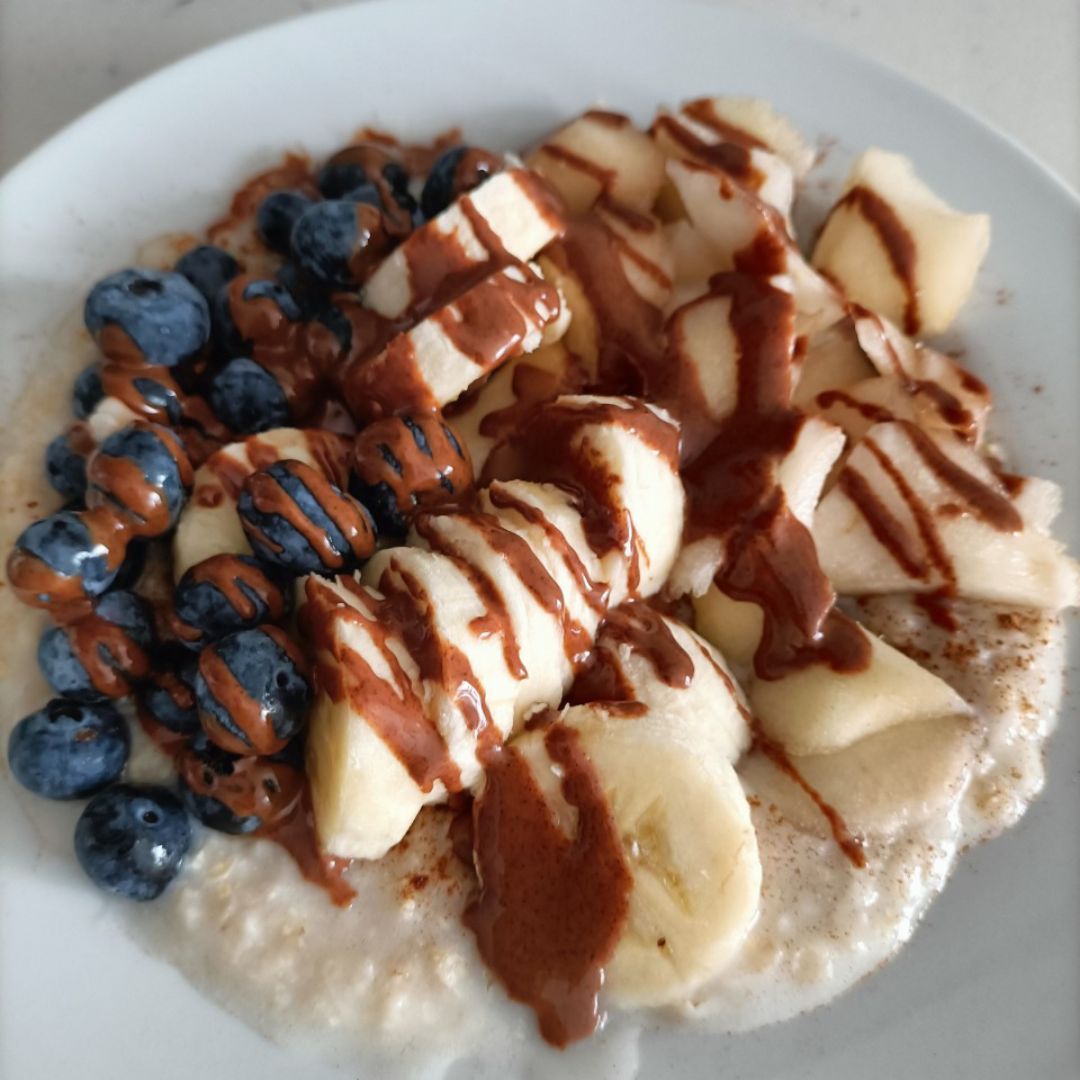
1,1,1077,1077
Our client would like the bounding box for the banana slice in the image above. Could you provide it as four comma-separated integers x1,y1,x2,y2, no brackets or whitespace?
811,149,990,336
740,712,976,838
692,584,764,670
556,704,762,1007
526,110,666,214
448,341,579,472
362,167,565,320
748,622,971,755
665,158,844,337
812,420,1080,608
537,208,671,384
791,319,877,409
652,101,797,217
589,608,751,765
343,262,562,422
172,427,350,578
301,574,434,858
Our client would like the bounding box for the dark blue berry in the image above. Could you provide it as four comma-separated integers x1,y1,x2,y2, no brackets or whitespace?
177,732,303,835
273,262,328,319
238,459,376,576
208,357,290,435
212,276,303,357
317,161,370,199
141,651,200,734
10,510,119,605
74,785,190,900
45,431,88,500
84,268,211,367
8,699,129,799
420,145,499,220
172,553,290,649
37,591,155,700
175,244,240,304
256,190,315,255
86,423,191,536
72,363,104,420
420,146,467,219
112,538,147,591
195,625,311,755
289,200,386,289
127,372,185,426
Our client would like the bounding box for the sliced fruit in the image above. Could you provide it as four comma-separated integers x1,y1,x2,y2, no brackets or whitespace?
526,110,666,214
448,341,579,472
343,261,562,421
652,103,797,217
172,428,350,578
665,158,844,336
302,397,686,860
590,609,751,765
740,712,976,838
558,704,761,1006
812,420,1080,608
811,149,990,336
748,621,971,755
300,574,435,859
362,167,565,320
692,584,764,670
791,318,877,409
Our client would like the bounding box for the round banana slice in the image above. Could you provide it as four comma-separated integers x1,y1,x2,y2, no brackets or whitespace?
562,705,762,1008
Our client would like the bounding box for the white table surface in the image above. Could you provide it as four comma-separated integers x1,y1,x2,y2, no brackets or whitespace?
0,0,1077,191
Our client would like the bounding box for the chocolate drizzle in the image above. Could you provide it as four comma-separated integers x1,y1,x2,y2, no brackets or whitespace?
465,724,632,1047
831,186,920,334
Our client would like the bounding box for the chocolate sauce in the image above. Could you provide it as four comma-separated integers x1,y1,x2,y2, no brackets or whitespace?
299,575,462,793
832,186,920,334
542,214,665,393
753,726,867,869
484,399,679,597
465,724,632,1046
650,114,760,186
682,272,872,680
346,264,559,421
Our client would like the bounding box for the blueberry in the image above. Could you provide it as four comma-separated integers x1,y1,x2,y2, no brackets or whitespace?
175,244,240,304
72,363,104,420
317,161,370,200
84,268,211,367
420,145,499,220
177,731,303,834
289,200,388,288
195,625,311,755
273,262,328,319
350,412,473,537
256,190,315,255
212,275,303,357
238,459,377,576
141,652,200,734
37,590,155,700
207,357,290,435
8,699,129,799
172,553,290,649
45,431,89,500
103,366,184,427
74,785,190,900
7,510,120,608
86,422,192,537
111,538,147,591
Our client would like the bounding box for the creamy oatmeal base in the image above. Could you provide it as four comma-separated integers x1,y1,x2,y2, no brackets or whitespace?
0,321,1068,1075
2,98,1077,1079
